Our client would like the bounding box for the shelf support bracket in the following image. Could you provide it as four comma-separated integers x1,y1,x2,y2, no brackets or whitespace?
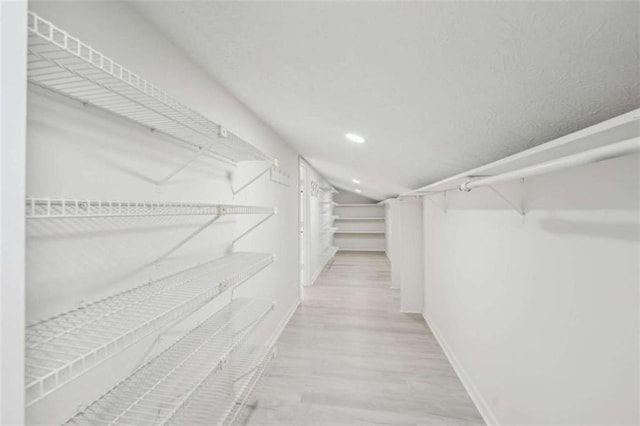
423,194,446,212
156,145,236,186
154,212,223,263
231,161,275,196
156,147,206,185
487,185,525,217
230,212,276,250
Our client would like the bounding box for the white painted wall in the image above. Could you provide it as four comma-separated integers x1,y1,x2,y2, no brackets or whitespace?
0,1,27,424
300,159,336,285
397,198,424,313
422,154,639,425
26,2,300,423
334,189,377,204
384,200,402,289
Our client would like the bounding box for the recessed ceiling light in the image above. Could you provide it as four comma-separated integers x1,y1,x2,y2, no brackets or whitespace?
355,189,361,193
345,133,366,144
352,178,360,184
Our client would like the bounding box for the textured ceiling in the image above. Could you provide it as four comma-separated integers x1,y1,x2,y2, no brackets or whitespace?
132,1,639,200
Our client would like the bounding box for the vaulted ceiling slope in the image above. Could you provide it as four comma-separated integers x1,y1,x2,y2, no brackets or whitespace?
132,1,639,200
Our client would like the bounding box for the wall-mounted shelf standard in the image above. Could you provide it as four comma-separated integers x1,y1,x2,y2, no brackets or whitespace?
27,12,270,166
26,197,274,219
335,217,384,221
25,253,274,406
64,298,274,425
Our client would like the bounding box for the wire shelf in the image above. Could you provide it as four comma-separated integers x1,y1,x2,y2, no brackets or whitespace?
65,298,274,425
335,217,384,221
25,253,275,406
27,11,269,164
166,344,275,426
335,230,385,234
25,197,275,219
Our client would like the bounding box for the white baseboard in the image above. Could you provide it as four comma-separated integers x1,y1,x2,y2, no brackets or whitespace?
310,267,322,286
266,297,300,349
422,311,498,426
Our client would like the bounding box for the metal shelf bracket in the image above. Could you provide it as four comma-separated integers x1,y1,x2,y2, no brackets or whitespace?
231,160,277,195
147,212,223,269
487,184,525,218
231,210,277,250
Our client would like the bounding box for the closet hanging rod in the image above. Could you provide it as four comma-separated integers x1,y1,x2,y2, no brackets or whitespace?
460,137,640,192
400,109,640,197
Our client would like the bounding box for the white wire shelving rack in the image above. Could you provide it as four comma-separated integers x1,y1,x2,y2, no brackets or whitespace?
335,217,384,221
335,230,385,234
27,12,270,167
25,197,274,219
25,253,275,406
64,298,274,425
166,343,275,426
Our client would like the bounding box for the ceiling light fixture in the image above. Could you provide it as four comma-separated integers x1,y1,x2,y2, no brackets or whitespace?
352,178,360,184
345,133,366,144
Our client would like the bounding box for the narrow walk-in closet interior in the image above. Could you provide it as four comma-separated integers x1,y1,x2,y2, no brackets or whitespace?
1,1,639,425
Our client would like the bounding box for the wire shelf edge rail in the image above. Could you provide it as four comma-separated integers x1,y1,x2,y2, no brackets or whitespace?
26,197,275,219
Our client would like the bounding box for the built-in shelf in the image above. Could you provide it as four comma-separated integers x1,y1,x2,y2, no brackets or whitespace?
26,197,274,219
335,230,385,235
338,248,385,252
335,217,384,221
64,298,274,425
25,253,274,406
335,203,381,207
27,12,269,164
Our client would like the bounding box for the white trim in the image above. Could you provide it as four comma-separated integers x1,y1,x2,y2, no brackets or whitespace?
422,311,498,426
266,297,300,349
310,267,323,286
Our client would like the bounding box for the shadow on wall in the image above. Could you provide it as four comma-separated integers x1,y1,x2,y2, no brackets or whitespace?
539,217,640,242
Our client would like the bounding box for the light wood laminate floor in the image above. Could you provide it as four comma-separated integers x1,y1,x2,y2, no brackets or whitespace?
241,251,484,425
